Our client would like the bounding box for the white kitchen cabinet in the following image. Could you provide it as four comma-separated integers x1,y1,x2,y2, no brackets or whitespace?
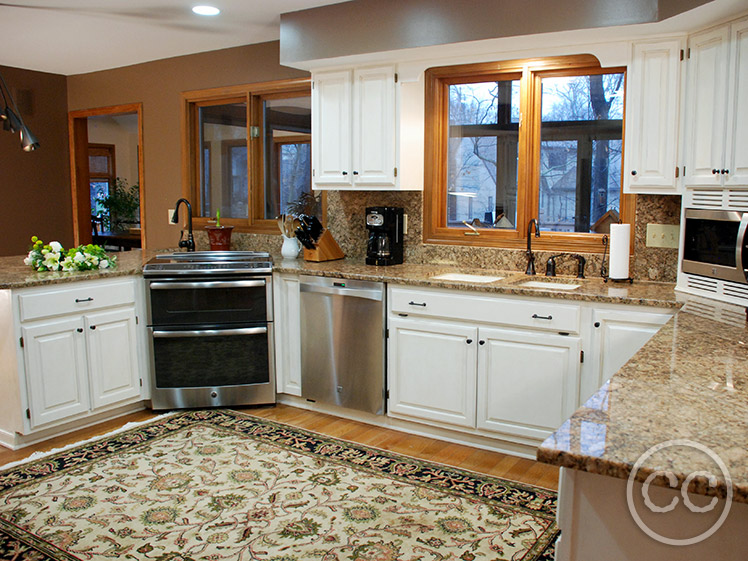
312,65,398,189
272,273,302,396
476,327,581,440
0,277,145,447
623,38,685,194
85,308,140,409
684,17,748,189
21,317,90,427
388,317,477,427
581,307,673,404
387,285,582,443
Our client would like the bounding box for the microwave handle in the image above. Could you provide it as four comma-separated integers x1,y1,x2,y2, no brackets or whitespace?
737,214,748,283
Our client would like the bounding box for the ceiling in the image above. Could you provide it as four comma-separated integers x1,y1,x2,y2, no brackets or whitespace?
0,0,348,76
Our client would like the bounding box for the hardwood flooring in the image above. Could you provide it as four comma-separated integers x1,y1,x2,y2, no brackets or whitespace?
0,404,559,490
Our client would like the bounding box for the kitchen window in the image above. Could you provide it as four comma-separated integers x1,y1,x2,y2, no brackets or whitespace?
182,79,316,234
423,55,634,253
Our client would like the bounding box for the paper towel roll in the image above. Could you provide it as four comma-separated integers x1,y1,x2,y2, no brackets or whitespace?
609,224,630,280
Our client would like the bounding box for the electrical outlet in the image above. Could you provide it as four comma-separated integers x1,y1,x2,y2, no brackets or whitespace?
168,209,176,225
646,224,679,249
403,214,408,235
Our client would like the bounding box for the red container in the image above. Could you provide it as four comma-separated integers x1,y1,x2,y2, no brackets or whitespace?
205,225,234,251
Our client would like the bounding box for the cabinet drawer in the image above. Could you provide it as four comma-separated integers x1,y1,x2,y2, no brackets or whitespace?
19,279,136,322
390,286,580,333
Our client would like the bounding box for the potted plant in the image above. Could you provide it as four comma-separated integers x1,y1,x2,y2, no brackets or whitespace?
205,209,234,251
100,177,140,234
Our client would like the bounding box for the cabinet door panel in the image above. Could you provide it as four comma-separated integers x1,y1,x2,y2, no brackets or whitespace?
476,327,580,440
624,39,683,193
312,70,352,186
273,274,302,396
684,26,730,187
86,308,141,409
353,66,396,186
22,318,89,428
388,318,477,427
583,309,672,404
725,17,748,187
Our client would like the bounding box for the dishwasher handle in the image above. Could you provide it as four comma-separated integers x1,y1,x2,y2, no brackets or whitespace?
299,282,383,301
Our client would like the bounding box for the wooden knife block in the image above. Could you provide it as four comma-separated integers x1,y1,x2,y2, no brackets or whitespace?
303,228,345,262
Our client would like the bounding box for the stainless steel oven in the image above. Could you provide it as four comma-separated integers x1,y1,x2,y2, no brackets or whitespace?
144,252,275,410
682,209,748,284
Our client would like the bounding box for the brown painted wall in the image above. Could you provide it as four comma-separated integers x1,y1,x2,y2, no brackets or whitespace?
0,65,71,257
66,41,309,250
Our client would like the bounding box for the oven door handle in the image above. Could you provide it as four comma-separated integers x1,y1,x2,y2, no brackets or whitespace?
152,327,267,338
737,213,748,283
149,280,266,290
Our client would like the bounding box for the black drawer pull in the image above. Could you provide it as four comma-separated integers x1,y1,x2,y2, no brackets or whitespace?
408,301,427,307
75,297,94,303
532,314,553,320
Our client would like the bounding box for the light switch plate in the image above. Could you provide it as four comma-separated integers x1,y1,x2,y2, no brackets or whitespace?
646,224,679,248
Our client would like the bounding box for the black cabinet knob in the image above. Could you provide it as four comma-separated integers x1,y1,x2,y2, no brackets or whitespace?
630,170,637,176
89,325,96,330
76,328,83,333
594,322,600,328
341,171,348,175
479,340,485,345
466,339,473,344
712,169,719,174
353,171,359,175
722,169,729,175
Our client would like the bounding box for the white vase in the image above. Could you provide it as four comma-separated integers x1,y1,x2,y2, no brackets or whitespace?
281,235,300,259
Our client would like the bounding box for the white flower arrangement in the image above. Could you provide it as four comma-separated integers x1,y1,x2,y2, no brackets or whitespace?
24,236,116,272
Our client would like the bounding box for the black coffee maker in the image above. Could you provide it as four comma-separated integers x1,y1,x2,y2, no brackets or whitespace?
366,207,404,266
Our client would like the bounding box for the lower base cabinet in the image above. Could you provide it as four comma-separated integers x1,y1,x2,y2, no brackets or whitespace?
477,327,581,440
1,277,145,447
388,317,477,427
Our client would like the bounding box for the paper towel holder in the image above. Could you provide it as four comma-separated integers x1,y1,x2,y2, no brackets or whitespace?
601,234,633,284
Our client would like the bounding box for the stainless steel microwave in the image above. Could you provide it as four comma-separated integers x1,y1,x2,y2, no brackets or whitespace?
682,209,748,284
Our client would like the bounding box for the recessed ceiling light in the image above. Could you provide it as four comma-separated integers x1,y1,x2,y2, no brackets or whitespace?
192,5,220,16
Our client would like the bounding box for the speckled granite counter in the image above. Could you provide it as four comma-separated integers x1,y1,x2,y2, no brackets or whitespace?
1,251,680,308
273,258,680,308
538,298,748,503
0,250,157,290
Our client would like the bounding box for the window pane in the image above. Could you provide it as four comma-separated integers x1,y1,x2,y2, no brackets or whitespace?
539,73,624,233
198,102,247,219
263,96,311,219
90,181,109,218
89,154,110,175
447,80,519,230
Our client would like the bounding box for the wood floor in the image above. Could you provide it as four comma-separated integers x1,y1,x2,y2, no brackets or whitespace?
0,404,559,490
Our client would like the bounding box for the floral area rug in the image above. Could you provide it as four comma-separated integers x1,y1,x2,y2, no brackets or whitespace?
0,409,558,560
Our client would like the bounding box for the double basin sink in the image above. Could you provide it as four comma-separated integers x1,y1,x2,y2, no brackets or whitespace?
430,272,581,291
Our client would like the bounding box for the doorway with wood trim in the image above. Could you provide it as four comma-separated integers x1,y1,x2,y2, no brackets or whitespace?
68,103,145,249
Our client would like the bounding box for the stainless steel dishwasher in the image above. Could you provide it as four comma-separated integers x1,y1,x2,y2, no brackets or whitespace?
299,275,385,415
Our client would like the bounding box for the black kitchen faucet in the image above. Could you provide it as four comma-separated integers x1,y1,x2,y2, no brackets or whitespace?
172,198,195,252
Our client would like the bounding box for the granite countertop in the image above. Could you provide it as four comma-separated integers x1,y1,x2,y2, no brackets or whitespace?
0,250,158,290
537,298,748,503
1,250,680,308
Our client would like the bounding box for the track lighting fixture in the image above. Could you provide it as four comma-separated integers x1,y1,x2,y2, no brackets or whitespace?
0,70,40,151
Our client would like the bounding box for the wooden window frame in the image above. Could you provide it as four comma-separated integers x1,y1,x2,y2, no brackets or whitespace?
423,54,634,254
181,78,316,235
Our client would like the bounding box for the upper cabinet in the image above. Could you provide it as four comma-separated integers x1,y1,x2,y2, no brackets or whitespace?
684,17,748,189
624,38,685,194
312,65,421,190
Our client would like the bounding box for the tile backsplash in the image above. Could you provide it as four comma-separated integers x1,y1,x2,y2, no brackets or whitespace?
219,191,680,282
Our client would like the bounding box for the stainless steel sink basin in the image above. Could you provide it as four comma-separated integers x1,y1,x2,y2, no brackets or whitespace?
431,273,504,283
516,280,581,291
